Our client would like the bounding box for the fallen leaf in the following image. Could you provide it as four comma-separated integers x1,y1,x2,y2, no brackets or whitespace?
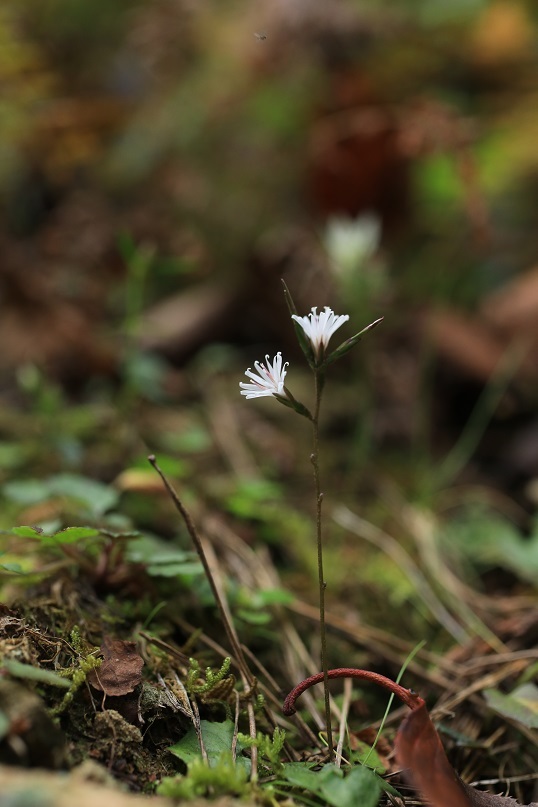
395,700,473,807
283,669,538,807
88,637,143,697
394,689,538,807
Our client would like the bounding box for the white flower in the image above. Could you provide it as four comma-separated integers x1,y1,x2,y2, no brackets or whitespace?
324,214,381,277
291,306,349,359
240,353,288,399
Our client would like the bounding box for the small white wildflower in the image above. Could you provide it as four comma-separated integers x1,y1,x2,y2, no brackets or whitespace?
325,214,381,277
291,307,349,359
240,352,288,399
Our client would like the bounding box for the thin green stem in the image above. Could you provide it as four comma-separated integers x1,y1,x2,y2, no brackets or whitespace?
311,369,333,760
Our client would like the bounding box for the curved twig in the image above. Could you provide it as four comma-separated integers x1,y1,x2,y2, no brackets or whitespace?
283,668,423,716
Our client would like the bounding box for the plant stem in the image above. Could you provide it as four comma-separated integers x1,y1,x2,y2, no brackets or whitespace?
311,370,334,760
147,454,258,777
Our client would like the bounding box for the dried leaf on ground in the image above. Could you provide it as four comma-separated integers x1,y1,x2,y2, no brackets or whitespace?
396,698,538,807
88,636,144,696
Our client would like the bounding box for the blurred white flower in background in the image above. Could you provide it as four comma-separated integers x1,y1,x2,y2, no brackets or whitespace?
324,214,381,278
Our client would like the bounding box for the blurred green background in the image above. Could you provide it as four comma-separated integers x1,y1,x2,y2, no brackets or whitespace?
2,0,538,542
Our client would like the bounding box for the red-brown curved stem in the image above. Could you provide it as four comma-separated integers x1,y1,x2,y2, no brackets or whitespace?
283,668,424,716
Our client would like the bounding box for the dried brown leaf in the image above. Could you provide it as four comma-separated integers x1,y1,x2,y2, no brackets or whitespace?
395,701,474,807
396,700,538,807
88,636,143,697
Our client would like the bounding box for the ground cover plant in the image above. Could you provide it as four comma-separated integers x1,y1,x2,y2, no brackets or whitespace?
1,1,538,805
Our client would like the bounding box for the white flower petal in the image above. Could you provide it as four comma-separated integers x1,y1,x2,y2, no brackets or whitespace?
292,306,349,358
239,353,288,399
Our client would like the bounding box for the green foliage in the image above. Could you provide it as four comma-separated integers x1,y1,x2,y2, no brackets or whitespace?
238,727,286,774
484,684,538,731
226,479,284,520
348,740,386,774
185,657,235,705
234,585,294,626
225,479,312,553
3,473,119,518
168,718,250,776
1,659,71,689
158,752,249,800
279,762,382,807
323,319,384,368
69,625,84,653
0,552,23,574
11,525,99,545
126,534,203,579
440,506,538,584
51,654,102,716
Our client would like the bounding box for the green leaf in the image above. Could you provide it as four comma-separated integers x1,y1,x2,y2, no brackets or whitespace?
256,588,294,607
484,684,538,729
237,608,272,625
281,763,381,807
442,508,538,584
147,561,203,578
12,524,99,546
2,659,71,689
319,765,381,807
11,526,45,539
323,317,384,367
281,279,316,367
349,740,386,773
0,561,24,574
3,475,119,517
281,762,320,790
99,529,140,539
48,526,100,543
3,480,50,505
169,720,250,775
281,278,299,316
47,474,118,516
127,536,202,577
274,391,312,420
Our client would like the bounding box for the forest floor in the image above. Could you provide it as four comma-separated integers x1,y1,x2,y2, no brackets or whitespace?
0,362,537,807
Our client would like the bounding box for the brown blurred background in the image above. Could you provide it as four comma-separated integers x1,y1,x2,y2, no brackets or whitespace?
2,0,538,500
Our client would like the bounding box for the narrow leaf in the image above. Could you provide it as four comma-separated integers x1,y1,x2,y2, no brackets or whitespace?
2,659,71,689
274,391,312,420
323,317,384,366
281,278,299,316
281,279,316,366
